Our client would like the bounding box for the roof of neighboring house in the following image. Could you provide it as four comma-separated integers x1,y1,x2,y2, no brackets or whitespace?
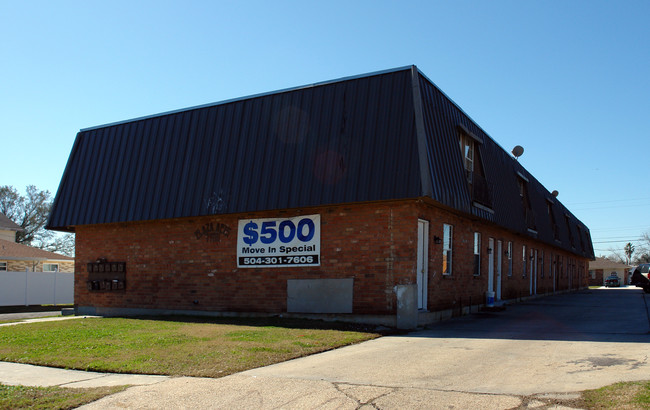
589,257,631,270
48,65,594,259
0,239,74,262
0,213,23,232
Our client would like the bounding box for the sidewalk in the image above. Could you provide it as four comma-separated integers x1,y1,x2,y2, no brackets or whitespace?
0,288,647,409
0,314,85,327
0,361,169,388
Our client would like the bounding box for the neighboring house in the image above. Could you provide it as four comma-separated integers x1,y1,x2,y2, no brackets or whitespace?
0,212,22,242
0,239,74,273
0,212,73,273
588,257,631,286
47,66,594,328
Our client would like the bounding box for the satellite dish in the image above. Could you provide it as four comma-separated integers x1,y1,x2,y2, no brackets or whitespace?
552,190,559,197
511,145,524,159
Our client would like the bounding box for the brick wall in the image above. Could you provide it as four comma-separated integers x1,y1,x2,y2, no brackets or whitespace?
417,201,590,312
74,199,591,316
75,201,418,315
588,269,604,286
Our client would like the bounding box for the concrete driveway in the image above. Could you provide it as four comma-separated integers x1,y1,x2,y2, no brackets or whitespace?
82,287,649,409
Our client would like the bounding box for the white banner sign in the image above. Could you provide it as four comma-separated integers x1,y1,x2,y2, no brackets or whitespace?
237,214,320,268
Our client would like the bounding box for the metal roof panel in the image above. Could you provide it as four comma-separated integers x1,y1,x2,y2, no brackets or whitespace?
47,66,593,259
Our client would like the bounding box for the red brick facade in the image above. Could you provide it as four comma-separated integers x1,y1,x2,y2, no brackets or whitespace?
417,201,589,313
75,199,590,321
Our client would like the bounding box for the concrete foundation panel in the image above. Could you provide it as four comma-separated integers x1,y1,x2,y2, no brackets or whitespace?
287,278,353,314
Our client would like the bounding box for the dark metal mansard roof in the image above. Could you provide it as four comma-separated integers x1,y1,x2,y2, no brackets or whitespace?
48,65,594,259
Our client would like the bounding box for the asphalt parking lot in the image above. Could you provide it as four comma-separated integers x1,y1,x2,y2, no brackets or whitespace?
79,286,649,409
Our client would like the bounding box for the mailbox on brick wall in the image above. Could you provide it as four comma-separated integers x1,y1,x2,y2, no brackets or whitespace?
86,260,126,291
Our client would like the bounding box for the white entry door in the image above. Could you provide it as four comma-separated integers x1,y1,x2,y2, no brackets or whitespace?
417,220,429,310
533,250,538,295
487,238,495,294
496,240,502,300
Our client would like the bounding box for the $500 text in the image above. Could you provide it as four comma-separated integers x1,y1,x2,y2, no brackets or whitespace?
242,218,316,246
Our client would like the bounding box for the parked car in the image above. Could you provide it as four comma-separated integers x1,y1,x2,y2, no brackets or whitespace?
630,263,650,293
604,274,620,287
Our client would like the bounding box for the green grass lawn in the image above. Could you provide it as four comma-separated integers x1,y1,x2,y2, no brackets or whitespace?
0,316,383,377
581,380,650,409
0,383,128,410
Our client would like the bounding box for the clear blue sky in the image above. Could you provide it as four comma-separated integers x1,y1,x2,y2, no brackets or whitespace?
2,1,649,258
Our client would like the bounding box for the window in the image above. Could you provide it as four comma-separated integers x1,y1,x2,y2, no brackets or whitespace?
522,245,527,277
442,224,453,275
518,175,535,230
458,127,492,208
0,262,6,271
473,232,481,276
565,215,575,248
540,250,545,278
547,200,559,240
577,226,585,251
507,242,513,276
43,263,59,272
589,270,595,279
459,133,474,180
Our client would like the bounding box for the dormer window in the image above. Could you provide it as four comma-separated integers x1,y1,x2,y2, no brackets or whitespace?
547,200,559,240
577,226,585,251
459,133,474,182
458,125,492,208
517,173,535,230
565,215,575,248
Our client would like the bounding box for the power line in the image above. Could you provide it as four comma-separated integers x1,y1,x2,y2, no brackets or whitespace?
573,203,650,211
566,197,650,206
591,235,644,241
592,238,643,244
590,225,649,232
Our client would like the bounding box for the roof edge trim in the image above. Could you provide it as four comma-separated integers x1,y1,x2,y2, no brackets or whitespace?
0,256,48,262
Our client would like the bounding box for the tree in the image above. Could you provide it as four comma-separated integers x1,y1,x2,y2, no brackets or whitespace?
0,185,74,256
636,253,650,264
604,248,625,264
633,231,650,264
624,242,635,265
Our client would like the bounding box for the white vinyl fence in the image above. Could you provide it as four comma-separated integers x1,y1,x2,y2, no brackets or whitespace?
0,271,74,306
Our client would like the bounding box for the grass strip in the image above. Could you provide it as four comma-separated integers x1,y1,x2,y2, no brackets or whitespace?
0,383,127,409
0,316,383,377
581,380,650,409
